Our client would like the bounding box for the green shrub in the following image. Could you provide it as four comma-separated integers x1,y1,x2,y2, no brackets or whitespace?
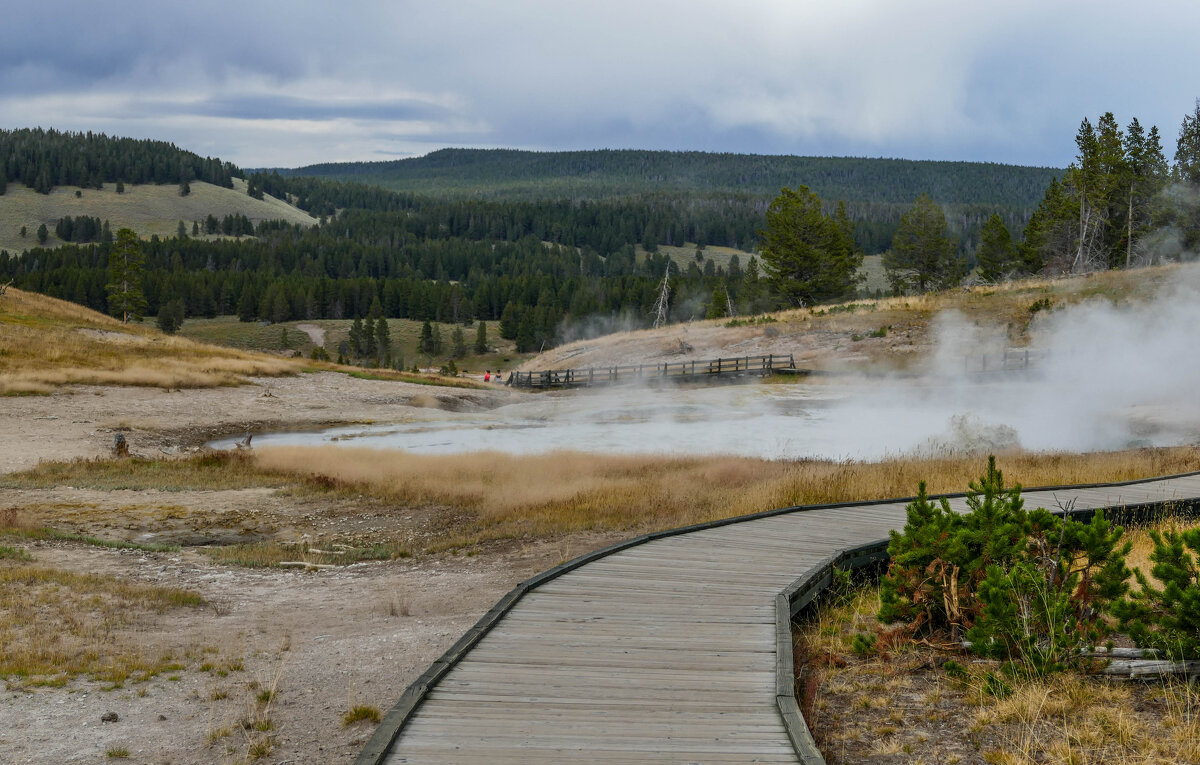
1112,527,1200,658
878,456,1131,674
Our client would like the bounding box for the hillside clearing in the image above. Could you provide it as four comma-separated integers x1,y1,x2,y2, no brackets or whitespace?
0,178,316,253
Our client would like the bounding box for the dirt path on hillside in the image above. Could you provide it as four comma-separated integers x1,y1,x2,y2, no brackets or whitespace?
294,323,326,347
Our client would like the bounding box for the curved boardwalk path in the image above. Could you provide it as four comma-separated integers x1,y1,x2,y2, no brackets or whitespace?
362,472,1200,765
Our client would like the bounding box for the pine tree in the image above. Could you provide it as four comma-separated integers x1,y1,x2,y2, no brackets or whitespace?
1174,100,1200,186
418,319,435,354
374,316,391,364
106,228,147,323
474,321,488,354
705,284,728,319
349,317,365,357
451,325,466,358
976,214,1019,282
156,299,185,334
759,186,862,307
883,194,963,293
1112,526,1200,658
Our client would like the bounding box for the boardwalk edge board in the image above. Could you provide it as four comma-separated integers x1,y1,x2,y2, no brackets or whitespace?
357,468,1200,765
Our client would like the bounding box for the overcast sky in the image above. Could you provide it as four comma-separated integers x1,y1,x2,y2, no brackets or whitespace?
2,1,1198,169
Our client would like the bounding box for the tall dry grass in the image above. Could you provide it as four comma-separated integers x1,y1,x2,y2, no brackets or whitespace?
252,445,1200,550
0,287,298,393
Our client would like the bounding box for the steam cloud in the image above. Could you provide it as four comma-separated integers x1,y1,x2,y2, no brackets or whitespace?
217,266,1200,461
825,264,1200,459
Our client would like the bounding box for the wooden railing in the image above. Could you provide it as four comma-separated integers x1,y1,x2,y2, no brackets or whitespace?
507,353,797,388
966,348,1048,374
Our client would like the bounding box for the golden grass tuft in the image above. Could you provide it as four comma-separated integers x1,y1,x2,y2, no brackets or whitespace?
0,287,299,393
343,704,382,726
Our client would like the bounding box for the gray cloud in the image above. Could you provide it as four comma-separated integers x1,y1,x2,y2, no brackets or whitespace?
1,1,1198,167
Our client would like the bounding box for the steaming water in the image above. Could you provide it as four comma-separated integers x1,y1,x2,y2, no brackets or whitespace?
208,375,1197,461
212,266,1200,460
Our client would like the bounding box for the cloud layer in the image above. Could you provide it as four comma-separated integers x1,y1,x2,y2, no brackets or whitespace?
3,1,1199,167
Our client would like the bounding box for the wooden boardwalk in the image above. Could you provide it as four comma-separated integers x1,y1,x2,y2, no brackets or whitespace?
362,472,1200,765
508,354,797,389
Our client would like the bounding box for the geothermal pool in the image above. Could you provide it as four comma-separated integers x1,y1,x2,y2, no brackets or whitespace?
210,374,1194,461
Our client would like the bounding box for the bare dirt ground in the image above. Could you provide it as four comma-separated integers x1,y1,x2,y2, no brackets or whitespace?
0,371,514,475
0,372,631,765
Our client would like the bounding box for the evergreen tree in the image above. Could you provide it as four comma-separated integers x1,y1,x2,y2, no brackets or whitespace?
362,316,378,359
474,321,488,354
156,299,186,334
499,301,519,340
883,194,963,293
36,223,48,244
705,284,728,319
106,228,147,323
759,186,862,307
349,317,365,357
451,325,466,358
375,316,391,364
1112,526,1200,658
1174,100,1200,186
975,214,1019,282
418,319,436,354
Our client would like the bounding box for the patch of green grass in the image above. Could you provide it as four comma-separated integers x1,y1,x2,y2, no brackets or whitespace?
105,746,131,759
342,369,485,389
202,541,407,569
0,544,33,561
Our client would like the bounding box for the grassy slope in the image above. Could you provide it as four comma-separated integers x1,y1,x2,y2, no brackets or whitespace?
526,264,1181,372
0,287,298,394
0,178,316,253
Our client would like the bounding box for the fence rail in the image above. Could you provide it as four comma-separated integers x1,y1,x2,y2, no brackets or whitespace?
507,353,797,388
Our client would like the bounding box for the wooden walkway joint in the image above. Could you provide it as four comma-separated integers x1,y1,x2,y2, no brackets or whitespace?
359,471,1200,765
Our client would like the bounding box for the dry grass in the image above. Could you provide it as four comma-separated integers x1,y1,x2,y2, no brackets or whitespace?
343,704,382,726
0,451,288,492
251,445,1200,551
0,287,299,393
0,563,205,689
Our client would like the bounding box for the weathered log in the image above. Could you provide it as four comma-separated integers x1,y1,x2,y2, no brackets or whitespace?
1101,659,1200,679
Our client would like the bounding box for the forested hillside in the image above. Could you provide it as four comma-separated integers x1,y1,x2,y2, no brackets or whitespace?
0,128,240,193
275,149,1061,256
281,149,1059,205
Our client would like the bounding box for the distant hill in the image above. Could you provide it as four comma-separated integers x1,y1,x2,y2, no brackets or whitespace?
280,148,1062,207
0,178,317,253
0,127,240,193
